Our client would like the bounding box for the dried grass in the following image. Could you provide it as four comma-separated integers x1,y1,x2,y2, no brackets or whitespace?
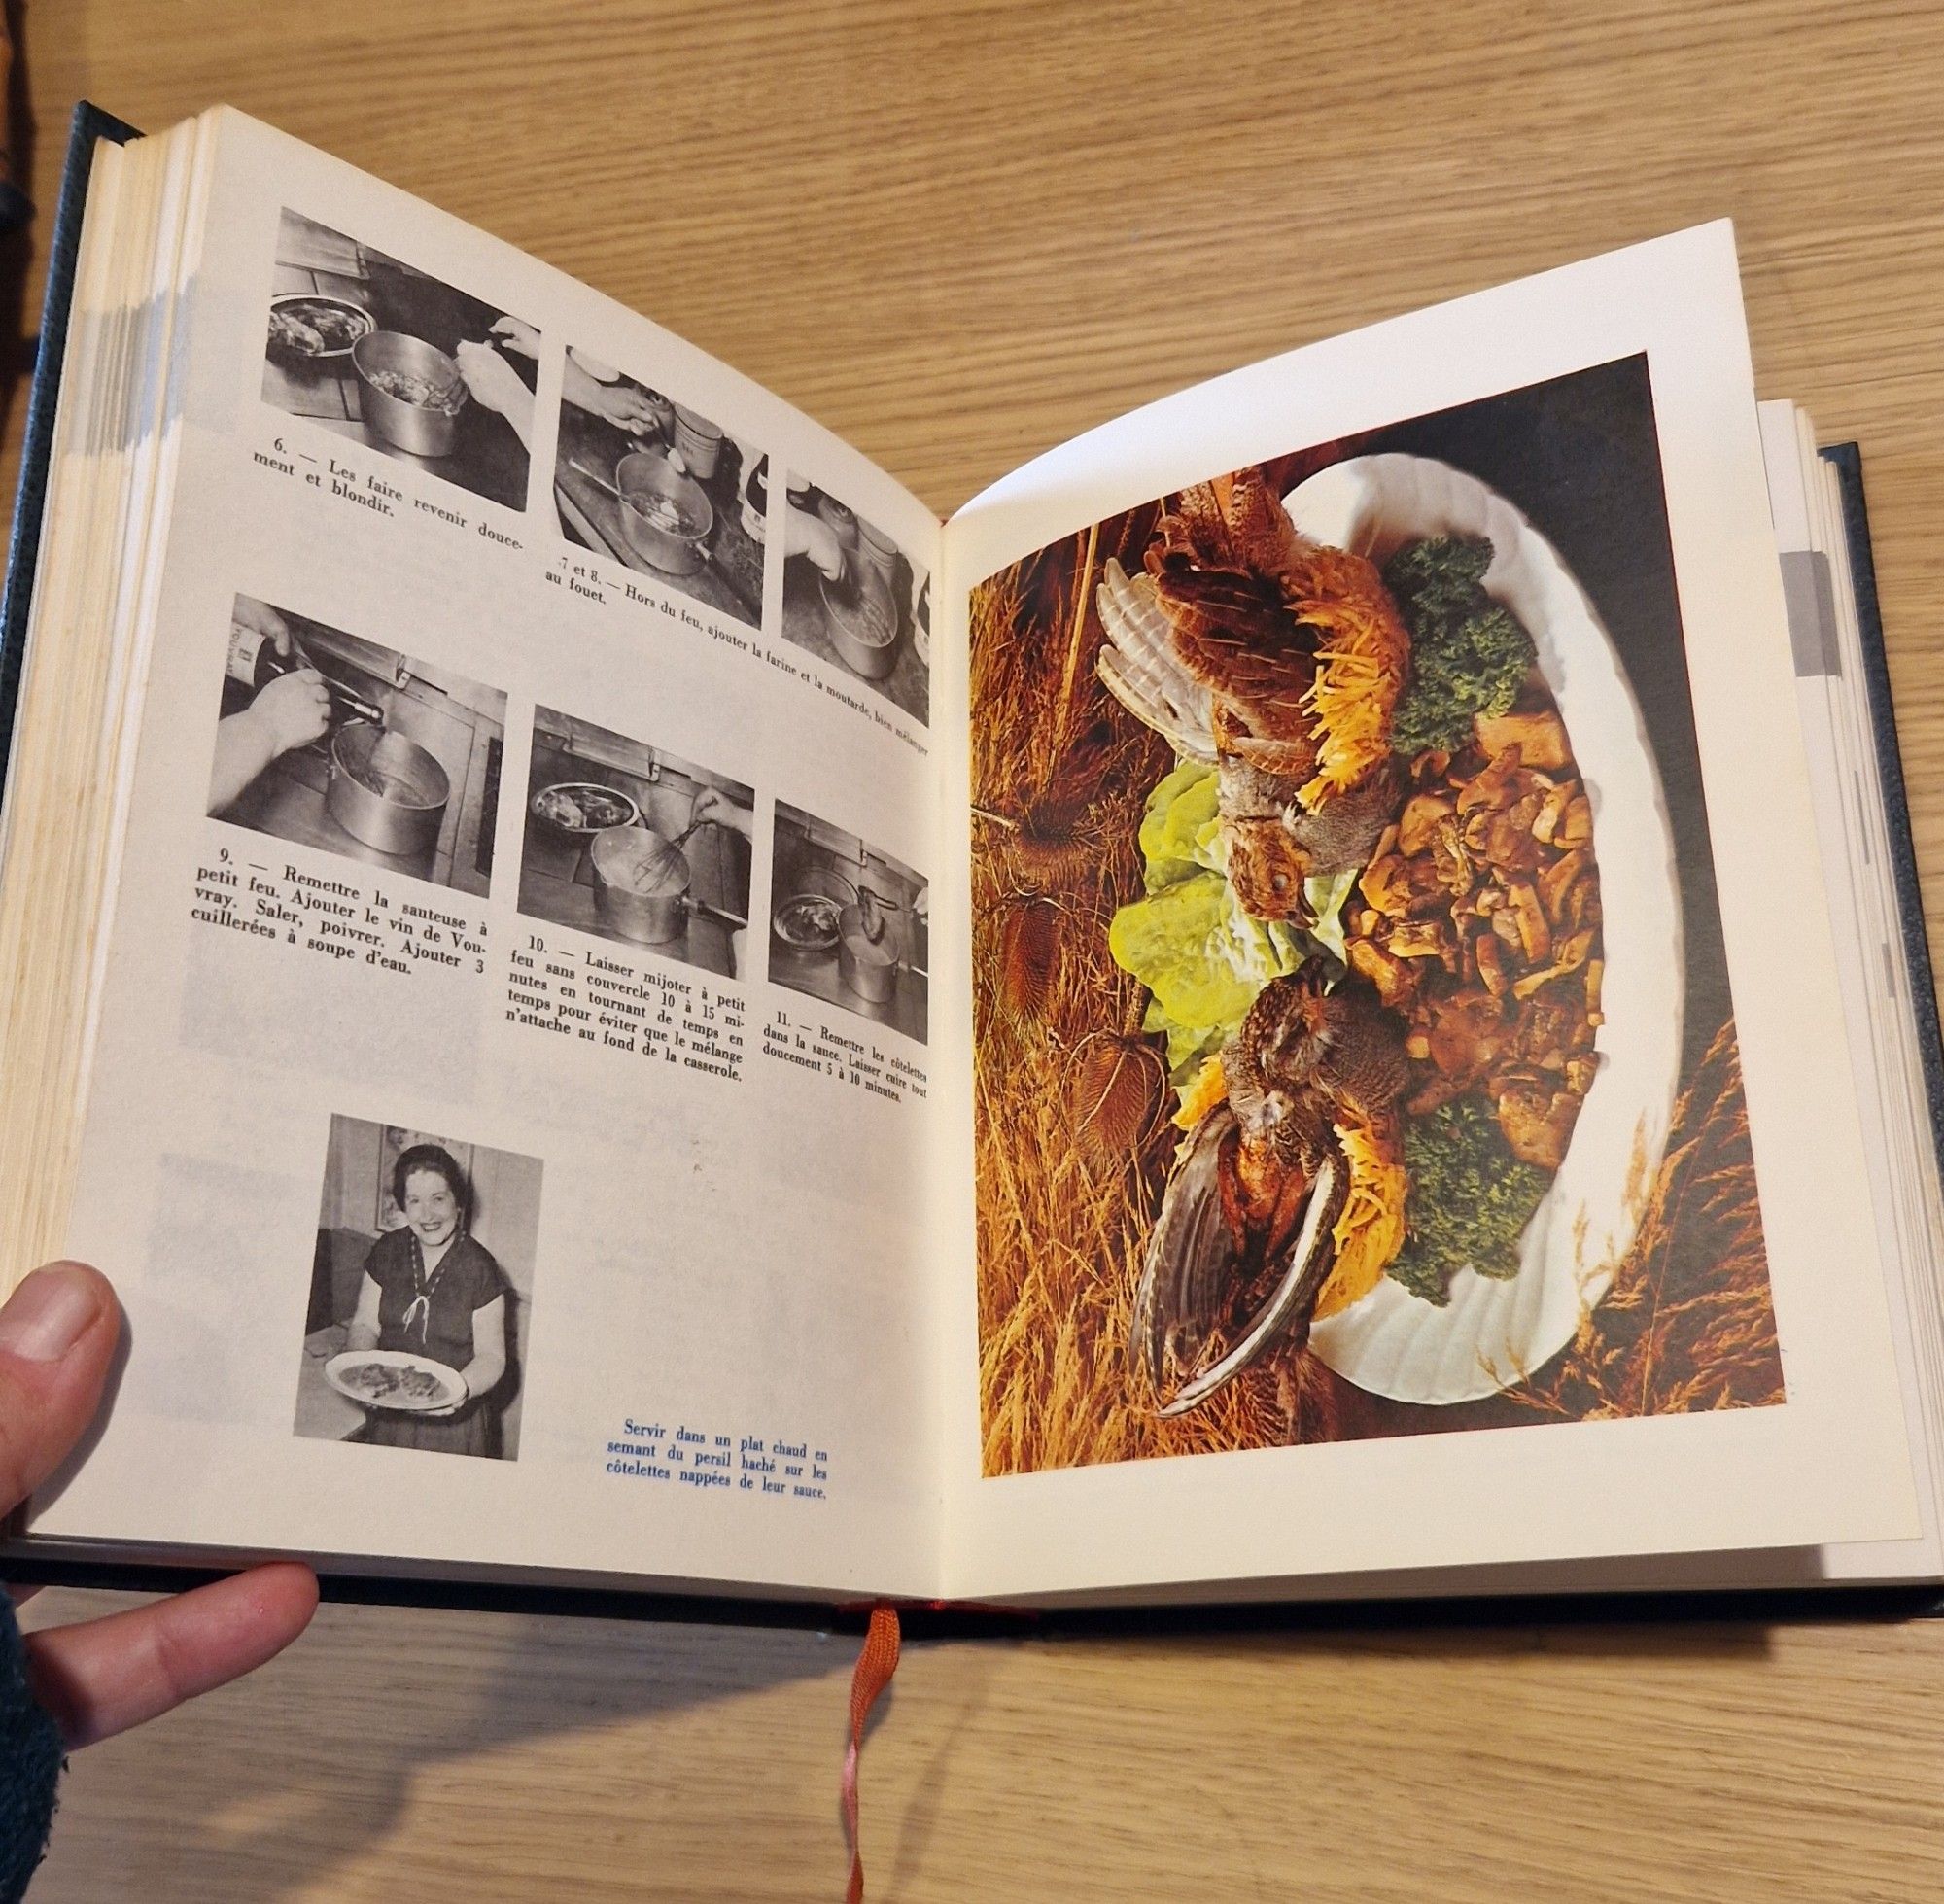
1514,1021,1782,1420
971,540,1298,1473
970,524,1781,1477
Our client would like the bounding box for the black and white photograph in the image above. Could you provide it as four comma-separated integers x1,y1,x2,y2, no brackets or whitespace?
781,475,930,726
552,347,766,627
209,593,506,896
518,707,755,978
263,209,536,510
294,1115,543,1462
769,801,928,1044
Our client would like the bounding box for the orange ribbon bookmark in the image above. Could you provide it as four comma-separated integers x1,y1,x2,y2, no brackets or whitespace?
842,1603,901,1902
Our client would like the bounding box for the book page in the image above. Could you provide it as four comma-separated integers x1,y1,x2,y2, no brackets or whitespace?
933,224,1920,1600
21,109,945,1598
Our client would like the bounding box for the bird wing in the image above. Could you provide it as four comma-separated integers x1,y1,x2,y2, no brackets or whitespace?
1156,1142,1346,1418
1131,1106,1242,1391
1094,559,1216,760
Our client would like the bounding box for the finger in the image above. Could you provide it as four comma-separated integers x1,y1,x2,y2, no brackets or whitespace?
5,1583,41,1609
24,1562,318,1748
0,1264,120,1513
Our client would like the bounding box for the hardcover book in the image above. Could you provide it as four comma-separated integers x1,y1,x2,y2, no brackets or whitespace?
2,104,1938,1611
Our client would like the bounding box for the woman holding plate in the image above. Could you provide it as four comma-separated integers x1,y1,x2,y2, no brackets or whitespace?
343,1144,511,1458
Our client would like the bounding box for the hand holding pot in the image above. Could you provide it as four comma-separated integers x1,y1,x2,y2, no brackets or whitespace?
208,665,331,813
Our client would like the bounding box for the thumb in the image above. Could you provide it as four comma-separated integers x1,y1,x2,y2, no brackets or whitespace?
0,1264,120,1513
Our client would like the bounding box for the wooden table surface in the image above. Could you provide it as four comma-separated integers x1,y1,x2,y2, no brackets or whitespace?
11,1,1944,1897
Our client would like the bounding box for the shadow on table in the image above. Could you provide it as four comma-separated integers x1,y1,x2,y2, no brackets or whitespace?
27,1590,858,1898
30,1570,1944,1900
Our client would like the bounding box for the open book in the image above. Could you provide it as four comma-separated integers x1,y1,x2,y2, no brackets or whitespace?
3,103,1940,1611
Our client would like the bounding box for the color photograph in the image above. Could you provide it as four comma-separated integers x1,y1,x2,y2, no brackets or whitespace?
970,358,1781,1475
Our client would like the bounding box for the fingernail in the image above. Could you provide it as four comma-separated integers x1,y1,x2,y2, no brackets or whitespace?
0,1265,101,1362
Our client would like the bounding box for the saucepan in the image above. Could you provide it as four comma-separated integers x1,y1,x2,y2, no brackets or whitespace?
772,866,908,1003
589,817,745,946
819,566,901,680
328,722,450,859
837,885,905,1004
352,331,469,458
568,452,714,576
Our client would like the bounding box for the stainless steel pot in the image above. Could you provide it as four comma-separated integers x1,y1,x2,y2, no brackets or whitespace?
614,450,713,575
328,723,450,858
837,888,903,1003
589,821,744,946
352,331,469,458
820,568,900,680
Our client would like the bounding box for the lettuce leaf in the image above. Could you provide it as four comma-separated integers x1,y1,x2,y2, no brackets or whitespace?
1303,869,1358,966
1109,761,1314,1084
1136,757,1225,889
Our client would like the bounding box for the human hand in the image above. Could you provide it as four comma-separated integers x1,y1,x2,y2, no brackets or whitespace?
250,669,330,755
689,785,753,841
568,366,664,435
783,504,846,581
488,315,541,359
453,341,535,448
5,1263,317,1748
594,383,665,433
232,596,295,661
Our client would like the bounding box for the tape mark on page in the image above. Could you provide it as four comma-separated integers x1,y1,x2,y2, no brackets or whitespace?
1780,550,1840,678
68,287,194,456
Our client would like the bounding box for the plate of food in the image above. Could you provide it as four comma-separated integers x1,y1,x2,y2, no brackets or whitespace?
1097,455,1684,1409
530,781,642,836
267,294,374,362
325,1348,466,1413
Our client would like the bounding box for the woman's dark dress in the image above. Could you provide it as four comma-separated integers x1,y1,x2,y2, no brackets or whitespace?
358,1227,511,1458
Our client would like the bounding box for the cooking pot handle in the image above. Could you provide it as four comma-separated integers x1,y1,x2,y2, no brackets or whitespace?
688,896,749,931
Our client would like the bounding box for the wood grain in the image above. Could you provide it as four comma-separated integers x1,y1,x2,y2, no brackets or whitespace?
11,0,1944,1897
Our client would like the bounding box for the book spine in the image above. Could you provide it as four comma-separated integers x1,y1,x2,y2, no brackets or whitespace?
1821,440,1944,1193
0,100,141,813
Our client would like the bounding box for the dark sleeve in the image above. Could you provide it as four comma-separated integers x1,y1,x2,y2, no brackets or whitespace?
458,1239,511,1313
360,1228,405,1297
0,1590,63,1898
